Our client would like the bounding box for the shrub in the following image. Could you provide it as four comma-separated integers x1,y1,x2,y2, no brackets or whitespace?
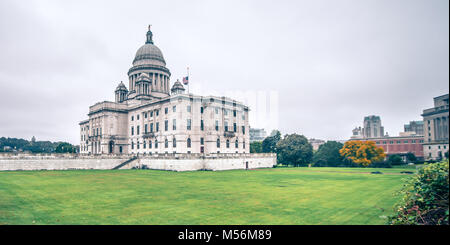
388,154,404,165
389,161,449,225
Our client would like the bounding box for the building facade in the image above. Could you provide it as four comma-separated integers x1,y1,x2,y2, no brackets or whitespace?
249,128,267,142
404,121,424,136
422,94,449,160
80,26,250,155
351,115,385,139
370,135,425,159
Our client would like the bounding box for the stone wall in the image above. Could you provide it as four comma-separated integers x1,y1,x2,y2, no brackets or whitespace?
0,153,276,171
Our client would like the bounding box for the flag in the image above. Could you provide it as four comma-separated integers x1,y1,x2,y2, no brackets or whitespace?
182,76,189,85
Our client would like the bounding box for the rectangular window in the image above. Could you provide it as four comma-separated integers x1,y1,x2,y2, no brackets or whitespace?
215,120,219,131
173,119,176,130
145,124,148,134
215,108,219,114
187,119,191,130
137,125,140,135
187,105,191,112
150,123,154,132
165,120,168,131
200,138,204,145
225,121,228,132
144,112,147,119
173,106,176,112
156,110,159,116
165,107,168,114
137,115,139,120
224,109,228,116
131,116,134,121
131,126,134,136
242,126,245,134
233,123,237,132
201,107,204,114
156,122,159,132
150,111,153,117
233,110,236,117
201,120,204,131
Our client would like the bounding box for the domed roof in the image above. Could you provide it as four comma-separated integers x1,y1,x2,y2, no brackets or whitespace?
132,26,166,66
115,81,127,91
171,79,185,92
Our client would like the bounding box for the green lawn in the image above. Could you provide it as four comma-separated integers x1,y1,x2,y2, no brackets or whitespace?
0,167,412,225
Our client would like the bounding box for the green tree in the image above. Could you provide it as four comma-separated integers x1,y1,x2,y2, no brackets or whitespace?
262,130,281,153
312,141,344,167
250,141,263,153
276,134,313,167
388,154,404,165
405,152,417,163
55,142,76,153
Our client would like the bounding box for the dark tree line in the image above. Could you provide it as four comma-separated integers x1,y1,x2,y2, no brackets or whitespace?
0,137,77,153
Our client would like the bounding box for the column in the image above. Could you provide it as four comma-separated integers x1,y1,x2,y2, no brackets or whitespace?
152,73,155,91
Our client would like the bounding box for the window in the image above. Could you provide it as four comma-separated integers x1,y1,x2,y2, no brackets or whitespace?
131,116,134,121
215,120,219,131
150,111,153,117
150,123,154,132
137,141,140,149
201,120,204,131
149,140,152,149
226,139,230,148
144,112,147,119
243,140,245,149
200,138,204,145
201,107,204,114
137,125,140,135
233,110,236,117
242,115,245,120
145,124,148,134
187,119,191,130
235,139,238,148
383,141,387,144
173,106,176,112
173,119,176,130
404,140,408,144
131,126,134,136
224,109,228,116
131,141,134,149
233,123,237,132
225,121,228,132
187,138,191,148
165,139,168,148
165,107,168,114
187,105,191,112
396,141,401,144
165,120,168,131
217,138,220,147
137,115,140,120
156,110,159,116
173,138,176,147
215,108,219,114
155,140,158,148
156,122,159,132
242,126,245,134
143,141,146,149
390,141,393,144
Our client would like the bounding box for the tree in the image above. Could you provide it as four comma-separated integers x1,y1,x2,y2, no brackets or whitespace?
312,141,344,167
250,141,263,153
339,140,386,167
55,142,76,153
276,134,313,167
388,154,404,165
262,130,281,153
405,152,417,163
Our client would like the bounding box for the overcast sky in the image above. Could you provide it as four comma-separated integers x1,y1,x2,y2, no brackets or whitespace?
0,0,448,144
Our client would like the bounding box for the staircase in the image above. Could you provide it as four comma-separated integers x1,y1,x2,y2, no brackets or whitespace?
112,156,138,170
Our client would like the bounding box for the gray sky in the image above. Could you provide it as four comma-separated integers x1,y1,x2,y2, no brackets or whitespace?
0,0,448,144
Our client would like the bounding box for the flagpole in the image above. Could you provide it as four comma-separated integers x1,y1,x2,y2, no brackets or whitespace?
187,66,190,94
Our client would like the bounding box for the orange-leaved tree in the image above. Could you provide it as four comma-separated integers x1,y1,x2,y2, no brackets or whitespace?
339,140,386,167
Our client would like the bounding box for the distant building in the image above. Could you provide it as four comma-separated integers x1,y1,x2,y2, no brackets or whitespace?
351,115,385,139
404,121,424,136
250,128,267,142
422,94,449,160
309,138,325,151
353,135,425,160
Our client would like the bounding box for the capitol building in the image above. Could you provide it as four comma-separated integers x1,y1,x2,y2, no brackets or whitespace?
79,26,250,155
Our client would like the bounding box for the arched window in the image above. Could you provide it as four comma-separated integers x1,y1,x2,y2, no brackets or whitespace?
165,138,168,148
217,138,220,147
187,138,191,148
226,139,230,148
235,139,238,148
173,137,176,147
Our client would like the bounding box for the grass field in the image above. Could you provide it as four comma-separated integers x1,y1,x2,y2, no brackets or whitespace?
0,167,413,225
